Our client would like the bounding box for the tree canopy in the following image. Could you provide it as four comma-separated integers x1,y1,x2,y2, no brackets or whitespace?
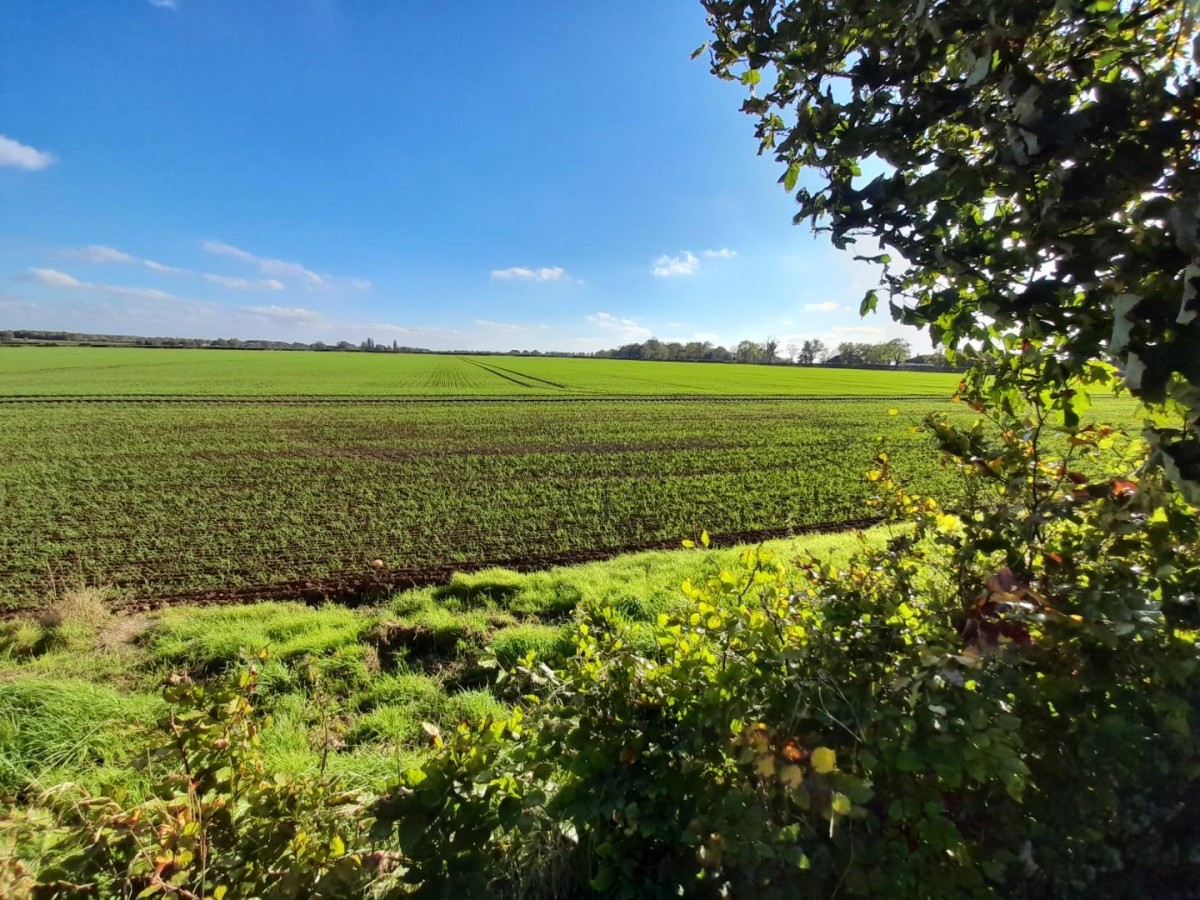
703,0,1200,492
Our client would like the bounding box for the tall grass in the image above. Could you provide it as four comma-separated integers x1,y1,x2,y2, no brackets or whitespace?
0,678,161,793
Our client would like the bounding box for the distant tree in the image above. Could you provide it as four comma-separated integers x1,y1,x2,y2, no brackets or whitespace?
735,340,760,364
798,338,827,365
762,335,779,364
880,338,912,366
837,342,875,366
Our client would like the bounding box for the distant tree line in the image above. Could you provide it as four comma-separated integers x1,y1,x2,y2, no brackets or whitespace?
0,330,436,353
594,336,951,368
1,329,953,369
0,330,589,357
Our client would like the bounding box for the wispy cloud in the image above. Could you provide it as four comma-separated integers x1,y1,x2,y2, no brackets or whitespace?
651,251,700,278
147,0,179,9
204,274,285,292
26,268,179,303
702,248,737,259
804,301,841,312
586,311,652,342
246,305,325,323
143,260,189,275
0,135,55,171
65,244,190,276
490,266,569,282
202,240,370,291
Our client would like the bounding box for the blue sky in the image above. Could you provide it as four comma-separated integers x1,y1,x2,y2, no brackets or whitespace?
0,0,924,353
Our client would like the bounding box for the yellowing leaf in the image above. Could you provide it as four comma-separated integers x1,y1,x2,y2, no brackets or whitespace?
887,408,900,416
811,746,837,774
681,539,696,549
700,529,711,548
330,834,345,856
779,764,805,789
935,513,964,534
755,755,777,777
831,792,852,815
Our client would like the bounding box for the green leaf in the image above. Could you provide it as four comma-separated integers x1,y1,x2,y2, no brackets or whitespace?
783,163,800,192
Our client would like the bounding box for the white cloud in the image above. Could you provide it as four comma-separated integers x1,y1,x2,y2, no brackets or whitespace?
29,268,83,289
28,267,179,303
71,245,133,264
0,135,55,171
65,244,191,276
490,266,569,282
246,305,324,323
202,240,256,264
702,248,737,259
143,260,189,275
586,311,652,342
148,0,179,8
204,274,285,292
202,239,370,291
652,251,700,277
804,301,841,312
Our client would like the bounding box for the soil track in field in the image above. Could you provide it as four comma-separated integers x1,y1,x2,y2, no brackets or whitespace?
457,356,555,391
111,517,883,615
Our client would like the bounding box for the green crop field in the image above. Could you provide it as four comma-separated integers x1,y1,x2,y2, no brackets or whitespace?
0,397,965,611
0,347,959,397
0,349,1141,613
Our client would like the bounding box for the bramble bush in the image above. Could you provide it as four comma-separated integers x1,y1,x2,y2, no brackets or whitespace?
2,662,384,899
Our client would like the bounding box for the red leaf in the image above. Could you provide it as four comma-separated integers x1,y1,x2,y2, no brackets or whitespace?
1111,480,1138,498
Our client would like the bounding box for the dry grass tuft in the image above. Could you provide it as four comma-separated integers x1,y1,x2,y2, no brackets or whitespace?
37,583,114,631
95,613,154,653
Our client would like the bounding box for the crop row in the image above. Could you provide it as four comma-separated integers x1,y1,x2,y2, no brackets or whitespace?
0,399,968,609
